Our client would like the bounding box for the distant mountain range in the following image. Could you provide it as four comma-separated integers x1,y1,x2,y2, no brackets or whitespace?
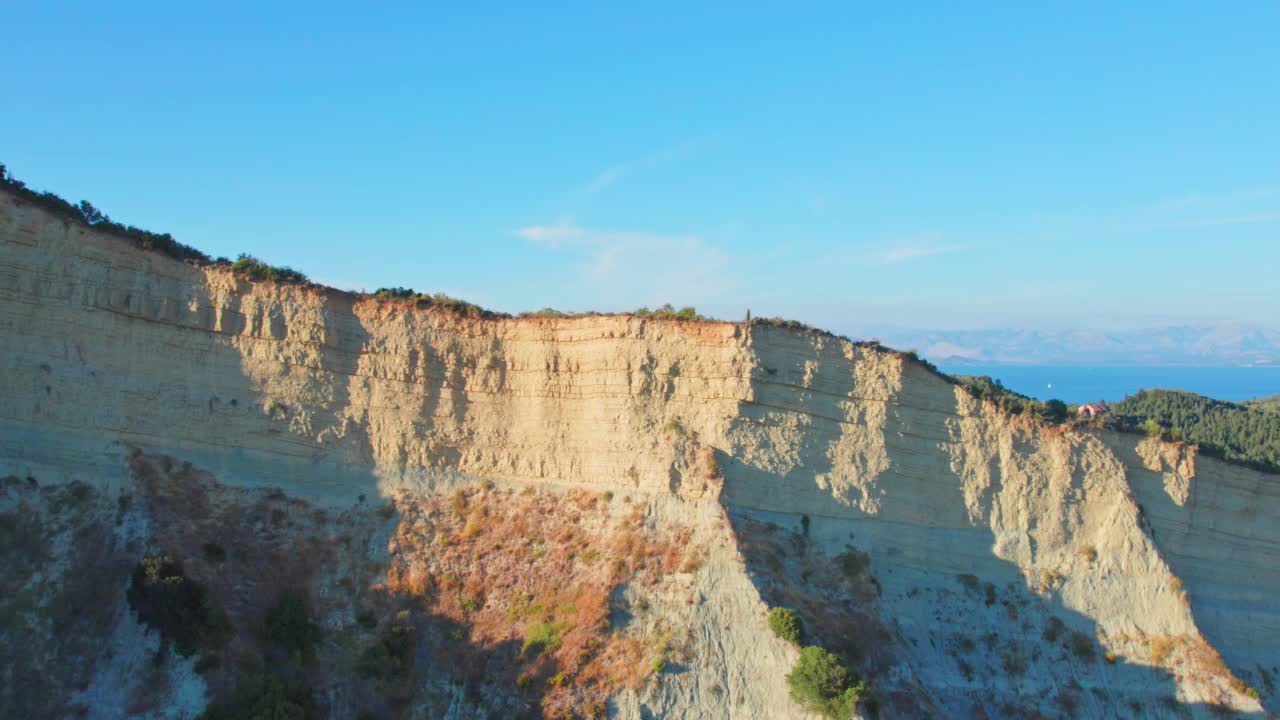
874,324,1280,367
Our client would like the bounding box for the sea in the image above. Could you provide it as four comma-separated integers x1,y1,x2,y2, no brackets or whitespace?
935,365,1280,405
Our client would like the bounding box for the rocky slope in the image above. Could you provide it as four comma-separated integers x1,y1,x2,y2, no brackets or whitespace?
1,189,1277,719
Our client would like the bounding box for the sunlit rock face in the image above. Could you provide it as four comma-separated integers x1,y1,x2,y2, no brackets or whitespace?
1,189,1276,718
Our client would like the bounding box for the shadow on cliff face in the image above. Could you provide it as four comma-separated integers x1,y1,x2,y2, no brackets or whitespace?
724,507,1269,719
1109,435,1280,715
719,330,1264,718
118,450,526,718
104,451,702,719
0,476,133,719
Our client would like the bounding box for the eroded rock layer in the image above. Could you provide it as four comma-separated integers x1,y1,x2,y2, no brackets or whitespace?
2,190,1277,718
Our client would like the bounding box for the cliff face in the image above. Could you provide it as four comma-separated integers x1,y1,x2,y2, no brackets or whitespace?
2,190,1277,719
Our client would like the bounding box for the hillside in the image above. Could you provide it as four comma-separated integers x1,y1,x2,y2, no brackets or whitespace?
1244,394,1280,413
1112,390,1280,473
2,184,1278,719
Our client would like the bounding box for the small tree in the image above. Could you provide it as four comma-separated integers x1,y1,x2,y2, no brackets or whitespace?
1142,418,1164,437
127,555,230,656
77,200,106,225
264,590,321,660
786,646,866,718
768,607,803,645
1044,399,1069,423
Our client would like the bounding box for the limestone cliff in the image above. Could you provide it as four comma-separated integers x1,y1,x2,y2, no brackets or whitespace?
1,189,1277,719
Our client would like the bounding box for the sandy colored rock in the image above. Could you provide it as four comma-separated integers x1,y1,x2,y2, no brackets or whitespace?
2,189,1277,718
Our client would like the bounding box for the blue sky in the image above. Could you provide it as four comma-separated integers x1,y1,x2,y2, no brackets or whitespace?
4,3,1278,333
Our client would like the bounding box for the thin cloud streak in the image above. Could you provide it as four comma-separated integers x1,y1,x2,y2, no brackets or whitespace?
584,137,707,195
874,232,973,265
881,244,970,264
516,217,582,246
515,218,734,305
1112,212,1280,233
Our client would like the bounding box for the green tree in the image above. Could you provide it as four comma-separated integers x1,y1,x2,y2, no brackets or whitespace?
1113,389,1280,471
263,590,321,660
126,555,231,656
1043,399,1069,423
199,673,315,720
768,607,803,645
786,646,866,718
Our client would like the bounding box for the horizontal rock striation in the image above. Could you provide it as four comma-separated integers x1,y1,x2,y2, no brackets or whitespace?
2,188,1277,717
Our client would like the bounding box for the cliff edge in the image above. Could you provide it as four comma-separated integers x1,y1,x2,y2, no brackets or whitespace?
1,189,1277,719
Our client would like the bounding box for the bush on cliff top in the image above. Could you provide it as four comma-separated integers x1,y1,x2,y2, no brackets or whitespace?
1,163,211,264
373,287,507,319
633,303,704,321
231,254,309,285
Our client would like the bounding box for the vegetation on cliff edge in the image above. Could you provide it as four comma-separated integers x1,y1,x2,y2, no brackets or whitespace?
1,163,211,264
1111,389,1280,472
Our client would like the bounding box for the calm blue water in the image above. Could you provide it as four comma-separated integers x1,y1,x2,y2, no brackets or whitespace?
937,365,1280,404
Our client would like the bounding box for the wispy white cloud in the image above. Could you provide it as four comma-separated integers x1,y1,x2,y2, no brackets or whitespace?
514,218,734,305
881,245,963,264
1109,184,1280,233
515,216,583,246
584,138,707,195
1150,185,1280,211
586,166,628,195
877,233,972,265
1112,212,1280,233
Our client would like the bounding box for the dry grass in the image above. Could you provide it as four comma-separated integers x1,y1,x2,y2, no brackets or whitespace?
1076,545,1098,564
380,486,703,718
1148,635,1179,666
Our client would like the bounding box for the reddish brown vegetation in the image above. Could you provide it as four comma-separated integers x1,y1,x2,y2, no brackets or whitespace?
378,486,703,718
113,452,707,718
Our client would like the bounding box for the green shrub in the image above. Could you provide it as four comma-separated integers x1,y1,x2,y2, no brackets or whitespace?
521,619,567,656
1043,399,1069,423
202,542,227,563
126,555,231,656
264,590,321,659
786,646,866,718
357,612,416,680
1069,630,1095,660
519,307,569,318
952,375,1076,423
1,164,211,265
633,303,705,321
199,672,316,720
372,287,506,319
1042,616,1066,643
836,547,870,578
231,254,309,284
651,658,666,674
1112,389,1280,472
768,607,803,645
